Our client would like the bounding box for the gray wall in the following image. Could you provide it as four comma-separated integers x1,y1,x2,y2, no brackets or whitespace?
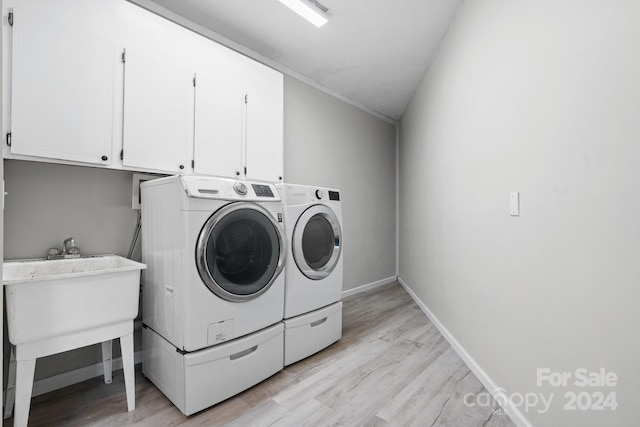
3,75,396,383
284,76,397,291
399,0,640,426
4,161,140,261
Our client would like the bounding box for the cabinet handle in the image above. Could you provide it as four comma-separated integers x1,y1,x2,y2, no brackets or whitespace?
236,171,240,176
101,155,108,161
279,176,282,180
179,165,184,170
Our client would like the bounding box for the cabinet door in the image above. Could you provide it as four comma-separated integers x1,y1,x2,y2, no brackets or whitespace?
10,9,115,165
122,50,193,173
193,74,244,178
245,94,283,182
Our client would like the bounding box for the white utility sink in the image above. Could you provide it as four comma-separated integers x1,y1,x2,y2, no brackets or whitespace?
4,255,145,345
2,255,146,427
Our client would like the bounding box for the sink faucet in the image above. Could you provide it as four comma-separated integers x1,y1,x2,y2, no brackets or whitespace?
63,238,76,254
47,237,81,259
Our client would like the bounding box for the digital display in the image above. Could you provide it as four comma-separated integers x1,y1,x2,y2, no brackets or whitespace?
252,184,275,198
328,191,340,201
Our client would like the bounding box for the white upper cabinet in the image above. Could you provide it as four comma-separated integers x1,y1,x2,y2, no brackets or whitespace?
4,0,284,180
243,60,284,182
118,1,284,181
9,8,116,165
193,69,284,182
245,92,284,182
193,74,244,178
122,50,193,173
119,2,197,174
192,40,284,182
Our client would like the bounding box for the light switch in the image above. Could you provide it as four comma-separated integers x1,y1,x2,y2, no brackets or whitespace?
510,192,520,216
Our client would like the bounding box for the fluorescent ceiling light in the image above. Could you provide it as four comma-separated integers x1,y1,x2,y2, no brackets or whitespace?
278,0,329,27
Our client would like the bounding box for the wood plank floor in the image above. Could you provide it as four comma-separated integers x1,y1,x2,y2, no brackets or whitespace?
4,282,515,427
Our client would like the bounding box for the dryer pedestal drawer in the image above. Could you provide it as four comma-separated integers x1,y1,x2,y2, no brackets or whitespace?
283,301,342,366
142,322,284,415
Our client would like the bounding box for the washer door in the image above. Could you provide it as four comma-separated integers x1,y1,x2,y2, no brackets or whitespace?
292,205,342,280
196,202,286,302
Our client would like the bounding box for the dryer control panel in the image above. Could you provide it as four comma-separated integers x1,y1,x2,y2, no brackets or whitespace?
278,183,341,206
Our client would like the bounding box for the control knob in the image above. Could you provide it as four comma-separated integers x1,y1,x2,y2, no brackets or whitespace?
233,182,248,195
315,189,323,200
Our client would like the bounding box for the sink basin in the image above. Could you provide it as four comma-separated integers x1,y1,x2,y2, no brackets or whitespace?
3,255,146,346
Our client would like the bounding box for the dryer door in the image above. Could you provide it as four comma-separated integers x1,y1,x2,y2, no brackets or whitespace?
196,202,286,302
292,205,342,280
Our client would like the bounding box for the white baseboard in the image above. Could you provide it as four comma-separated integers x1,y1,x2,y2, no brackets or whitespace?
397,277,532,427
342,276,397,298
30,351,142,398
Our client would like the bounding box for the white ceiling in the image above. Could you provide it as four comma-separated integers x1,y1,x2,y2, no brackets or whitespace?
143,0,463,122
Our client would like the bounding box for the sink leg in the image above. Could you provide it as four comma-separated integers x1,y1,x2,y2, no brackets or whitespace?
120,333,135,411
101,340,113,384
13,357,36,427
4,346,16,420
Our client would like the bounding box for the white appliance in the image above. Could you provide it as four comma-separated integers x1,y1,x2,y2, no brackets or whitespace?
277,183,344,365
140,175,286,415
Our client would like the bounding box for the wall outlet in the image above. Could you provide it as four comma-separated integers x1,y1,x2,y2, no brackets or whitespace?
510,192,520,216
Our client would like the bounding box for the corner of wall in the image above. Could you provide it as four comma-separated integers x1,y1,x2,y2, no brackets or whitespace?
397,276,532,427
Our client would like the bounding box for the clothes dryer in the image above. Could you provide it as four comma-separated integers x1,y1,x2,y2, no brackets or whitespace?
278,183,343,318
141,175,286,414
277,183,343,365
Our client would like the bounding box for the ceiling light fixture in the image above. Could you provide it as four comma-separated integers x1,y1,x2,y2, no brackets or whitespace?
278,0,329,27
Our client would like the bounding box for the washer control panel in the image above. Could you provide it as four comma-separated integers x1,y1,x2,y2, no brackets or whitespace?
180,176,280,201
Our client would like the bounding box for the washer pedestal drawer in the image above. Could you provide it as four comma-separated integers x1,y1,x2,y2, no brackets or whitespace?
283,301,343,366
142,322,284,415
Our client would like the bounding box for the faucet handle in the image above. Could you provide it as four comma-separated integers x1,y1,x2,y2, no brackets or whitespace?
47,248,61,257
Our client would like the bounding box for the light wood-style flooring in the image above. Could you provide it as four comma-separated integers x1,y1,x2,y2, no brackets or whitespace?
4,282,515,427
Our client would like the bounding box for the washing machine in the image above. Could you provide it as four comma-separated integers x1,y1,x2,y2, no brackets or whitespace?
140,175,286,415
277,183,344,365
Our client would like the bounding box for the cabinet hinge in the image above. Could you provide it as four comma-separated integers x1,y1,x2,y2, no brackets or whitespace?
121,50,126,63
120,149,124,160
244,94,248,104
6,132,11,147
8,12,13,26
